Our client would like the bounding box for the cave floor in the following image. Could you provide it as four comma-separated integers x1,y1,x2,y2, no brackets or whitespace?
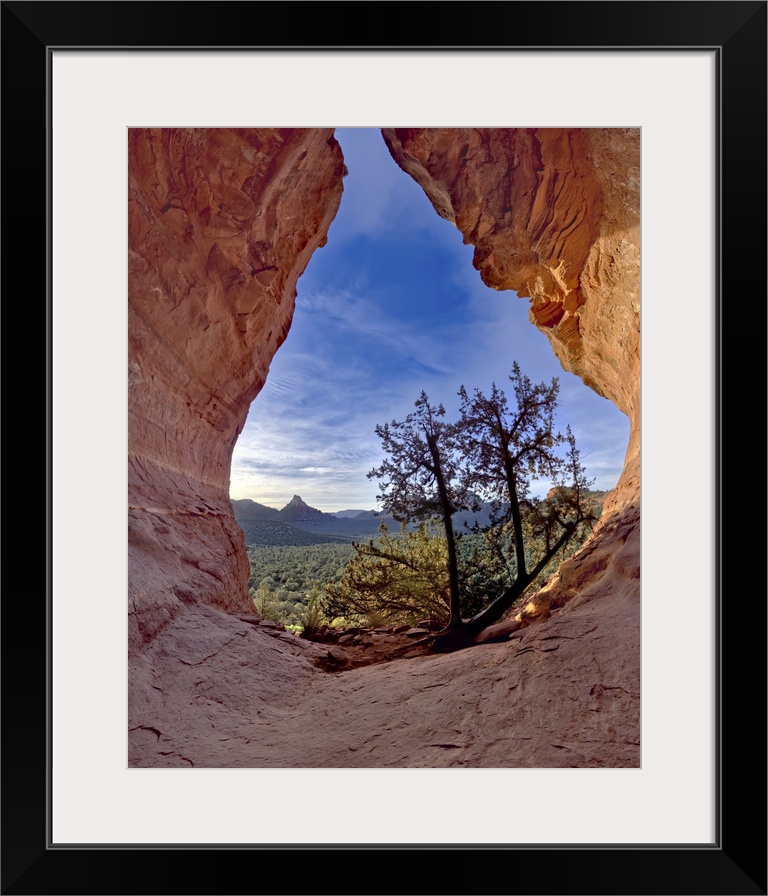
129,593,639,769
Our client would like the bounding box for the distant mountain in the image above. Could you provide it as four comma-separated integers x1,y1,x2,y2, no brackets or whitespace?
342,509,380,520
231,492,605,540
277,494,333,525
232,494,366,529
231,495,329,523
230,498,280,520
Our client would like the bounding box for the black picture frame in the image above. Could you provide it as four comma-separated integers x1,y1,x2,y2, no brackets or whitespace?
3,2,765,894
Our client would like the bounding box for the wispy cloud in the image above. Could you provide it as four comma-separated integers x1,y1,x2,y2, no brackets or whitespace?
299,285,461,380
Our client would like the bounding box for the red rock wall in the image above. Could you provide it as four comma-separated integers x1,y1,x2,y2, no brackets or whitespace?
128,129,344,651
382,128,640,619
129,127,639,653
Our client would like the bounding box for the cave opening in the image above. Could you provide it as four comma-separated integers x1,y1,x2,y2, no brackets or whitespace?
228,127,630,626
127,125,641,770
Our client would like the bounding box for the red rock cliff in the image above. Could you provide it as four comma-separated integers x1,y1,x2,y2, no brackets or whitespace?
128,128,344,652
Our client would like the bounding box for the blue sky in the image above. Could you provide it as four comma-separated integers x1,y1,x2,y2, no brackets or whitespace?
230,128,630,512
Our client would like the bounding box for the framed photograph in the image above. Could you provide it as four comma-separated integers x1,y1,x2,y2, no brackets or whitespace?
4,2,765,893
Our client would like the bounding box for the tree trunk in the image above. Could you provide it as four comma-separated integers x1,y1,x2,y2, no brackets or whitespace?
466,525,576,634
503,453,527,577
427,434,462,629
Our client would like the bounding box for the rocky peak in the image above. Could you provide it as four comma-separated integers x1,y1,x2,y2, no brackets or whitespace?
278,495,326,523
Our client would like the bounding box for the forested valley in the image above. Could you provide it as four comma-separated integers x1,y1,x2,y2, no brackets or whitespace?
241,492,605,633
246,537,354,628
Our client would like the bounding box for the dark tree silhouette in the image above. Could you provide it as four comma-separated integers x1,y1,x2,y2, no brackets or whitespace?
457,363,596,637
367,392,476,629
367,368,596,650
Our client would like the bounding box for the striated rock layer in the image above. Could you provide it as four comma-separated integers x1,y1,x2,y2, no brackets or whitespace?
129,127,639,767
128,128,344,653
382,128,640,620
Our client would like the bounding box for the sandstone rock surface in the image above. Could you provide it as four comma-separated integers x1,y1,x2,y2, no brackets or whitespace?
129,593,638,768
128,128,344,653
128,127,640,768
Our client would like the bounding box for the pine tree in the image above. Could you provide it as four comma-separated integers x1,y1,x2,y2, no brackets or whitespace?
367,392,477,629
457,363,596,634
322,522,452,625
363,367,597,649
